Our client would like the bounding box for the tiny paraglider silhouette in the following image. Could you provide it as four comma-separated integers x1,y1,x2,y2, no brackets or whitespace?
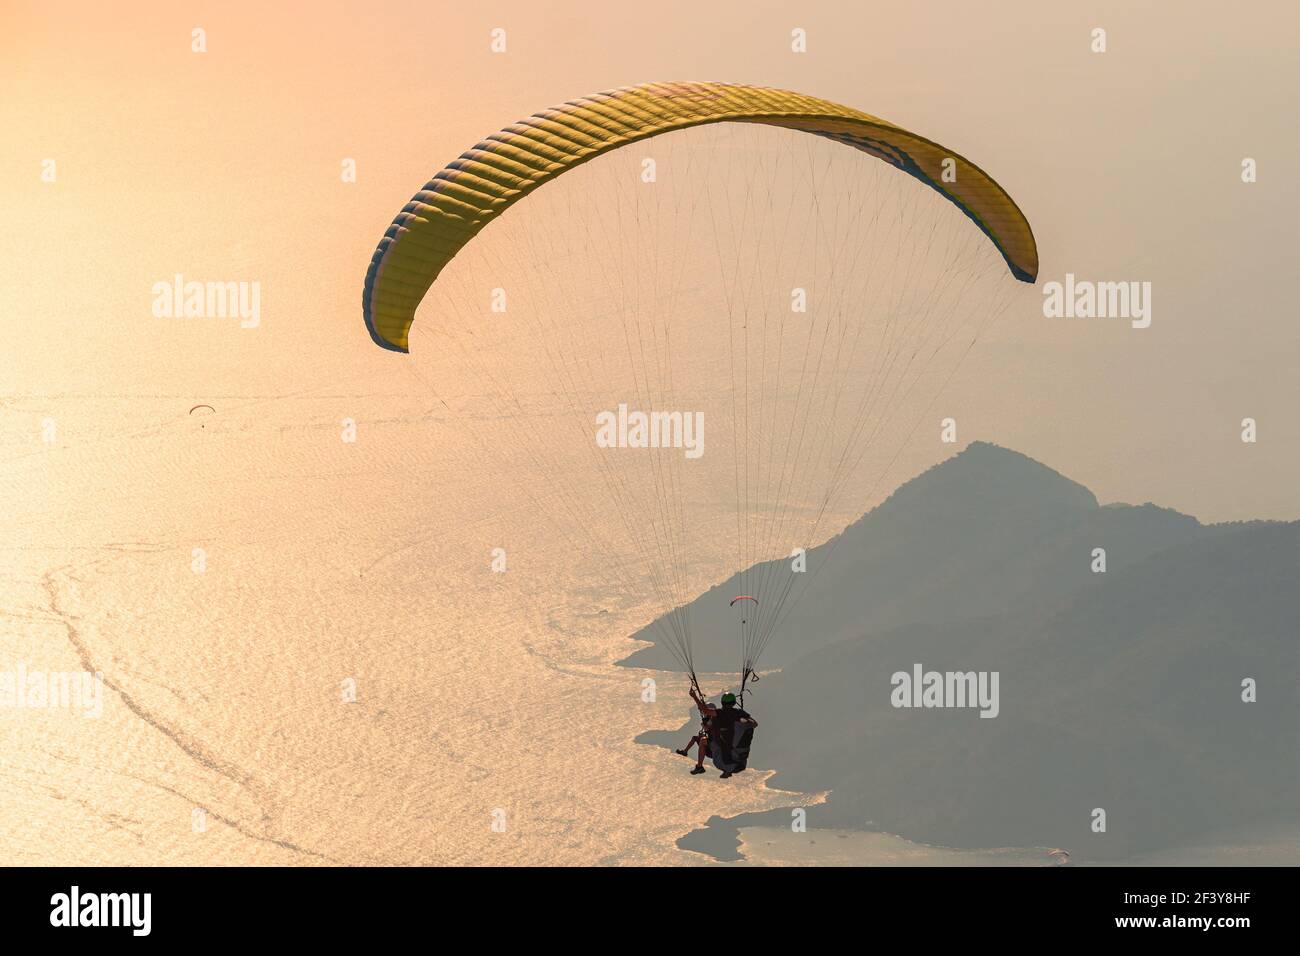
189,404,215,428
1047,848,1070,866
729,594,758,623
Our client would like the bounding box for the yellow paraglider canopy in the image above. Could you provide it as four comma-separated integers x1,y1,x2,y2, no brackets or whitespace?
362,81,1038,353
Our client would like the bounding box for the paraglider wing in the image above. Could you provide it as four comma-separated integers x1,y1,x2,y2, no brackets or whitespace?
362,81,1039,353
188,404,215,415
360,80,1041,707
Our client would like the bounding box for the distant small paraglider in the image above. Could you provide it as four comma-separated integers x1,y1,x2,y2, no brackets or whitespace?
730,594,758,623
189,404,216,428
1047,848,1070,866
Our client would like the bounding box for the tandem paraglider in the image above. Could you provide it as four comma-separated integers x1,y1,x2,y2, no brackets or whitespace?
676,684,758,779
359,81,1038,781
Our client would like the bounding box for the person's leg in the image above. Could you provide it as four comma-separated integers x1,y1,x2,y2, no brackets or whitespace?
676,735,701,757
715,732,733,777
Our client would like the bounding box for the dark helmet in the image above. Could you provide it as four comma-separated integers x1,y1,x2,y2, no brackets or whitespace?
720,692,737,706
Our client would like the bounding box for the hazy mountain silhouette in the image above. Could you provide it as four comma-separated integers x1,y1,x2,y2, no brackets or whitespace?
623,442,1206,672
633,442,1298,860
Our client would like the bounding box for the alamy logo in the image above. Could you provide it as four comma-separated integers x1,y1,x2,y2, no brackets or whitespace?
0,664,102,718
1042,273,1152,328
152,273,260,328
891,663,1000,718
49,886,151,936
595,404,704,459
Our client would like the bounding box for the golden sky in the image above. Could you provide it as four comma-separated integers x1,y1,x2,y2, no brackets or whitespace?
3,0,1297,521
2,0,1298,870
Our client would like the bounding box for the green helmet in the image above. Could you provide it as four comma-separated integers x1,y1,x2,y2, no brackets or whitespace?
720,692,737,706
